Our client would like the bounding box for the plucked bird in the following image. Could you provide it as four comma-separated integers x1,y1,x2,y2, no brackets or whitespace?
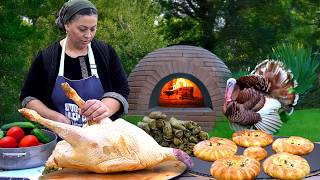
19,108,193,173
18,83,193,173
223,60,299,134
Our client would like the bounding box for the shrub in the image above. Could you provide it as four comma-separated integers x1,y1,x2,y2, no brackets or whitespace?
271,43,320,104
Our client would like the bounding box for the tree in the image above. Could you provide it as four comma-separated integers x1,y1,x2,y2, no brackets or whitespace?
282,0,320,50
94,0,167,73
0,0,38,122
0,0,67,123
156,0,318,71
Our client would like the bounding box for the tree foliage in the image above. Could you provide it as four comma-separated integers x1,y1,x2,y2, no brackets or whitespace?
282,0,320,50
157,0,320,71
94,0,167,73
0,0,39,122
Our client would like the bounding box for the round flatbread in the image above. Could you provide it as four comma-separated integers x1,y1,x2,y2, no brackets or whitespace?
211,155,260,180
193,137,237,161
263,152,310,180
272,136,314,155
232,129,273,147
243,146,267,161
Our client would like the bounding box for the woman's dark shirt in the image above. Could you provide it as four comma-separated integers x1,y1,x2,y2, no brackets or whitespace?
20,39,129,119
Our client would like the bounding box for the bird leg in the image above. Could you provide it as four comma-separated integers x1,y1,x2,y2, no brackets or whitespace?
172,148,193,168
18,108,87,147
61,82,85,108
159,147,193,169
61,82,98,126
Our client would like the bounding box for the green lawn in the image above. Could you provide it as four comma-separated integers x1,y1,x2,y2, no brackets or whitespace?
124,108,320,142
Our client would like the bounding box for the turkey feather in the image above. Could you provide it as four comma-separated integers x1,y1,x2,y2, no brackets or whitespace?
259,116,282,127
254,96,281,133
226,102,261,125
254,121,278,134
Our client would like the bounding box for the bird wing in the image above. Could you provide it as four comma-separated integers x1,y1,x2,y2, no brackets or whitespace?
225,101,262,125
225,87,265,125
237,75,270,92
237,88,266,112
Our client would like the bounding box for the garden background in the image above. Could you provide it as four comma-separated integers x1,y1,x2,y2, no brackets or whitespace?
0,0,319,140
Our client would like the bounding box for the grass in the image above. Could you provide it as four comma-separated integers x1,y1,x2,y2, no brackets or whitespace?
123,115,143,125
274,109,320,141
123,108,320,142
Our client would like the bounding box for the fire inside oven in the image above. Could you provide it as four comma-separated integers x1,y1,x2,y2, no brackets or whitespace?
159,78,204,107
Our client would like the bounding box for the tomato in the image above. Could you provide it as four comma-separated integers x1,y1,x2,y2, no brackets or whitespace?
0,136,18,148
19,135,39,147
6,126,25,142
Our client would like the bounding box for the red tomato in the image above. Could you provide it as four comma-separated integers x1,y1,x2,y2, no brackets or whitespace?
6,126,25,142
19,135,39,147
0,136,18,148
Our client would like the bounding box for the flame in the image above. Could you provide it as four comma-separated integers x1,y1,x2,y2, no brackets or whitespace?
159,77,204,107
172,78,193,90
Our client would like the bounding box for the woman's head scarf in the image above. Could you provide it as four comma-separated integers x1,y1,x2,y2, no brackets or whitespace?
56,0,97,31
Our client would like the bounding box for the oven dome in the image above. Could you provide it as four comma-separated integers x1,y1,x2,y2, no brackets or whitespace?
127,45,231,131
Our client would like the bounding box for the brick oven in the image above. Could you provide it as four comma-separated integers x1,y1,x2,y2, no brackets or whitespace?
127,45,231,130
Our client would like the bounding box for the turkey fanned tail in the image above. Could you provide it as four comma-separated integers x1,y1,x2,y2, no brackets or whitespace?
252,59,299,113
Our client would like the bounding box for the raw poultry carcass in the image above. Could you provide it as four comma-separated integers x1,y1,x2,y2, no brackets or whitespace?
223,60,299,134
18,83,193,174
19,108,193,173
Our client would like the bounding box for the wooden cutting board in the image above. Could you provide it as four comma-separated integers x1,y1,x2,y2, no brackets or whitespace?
40,160,186,180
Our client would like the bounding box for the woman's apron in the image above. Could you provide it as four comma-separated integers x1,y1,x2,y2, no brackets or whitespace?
51,38,104,127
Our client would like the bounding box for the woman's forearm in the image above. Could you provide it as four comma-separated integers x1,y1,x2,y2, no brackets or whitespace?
25,99,70,124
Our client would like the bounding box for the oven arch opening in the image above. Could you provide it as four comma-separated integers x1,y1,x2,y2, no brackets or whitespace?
149,73,212,109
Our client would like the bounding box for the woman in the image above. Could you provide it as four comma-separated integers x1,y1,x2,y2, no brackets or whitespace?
20,0,129,127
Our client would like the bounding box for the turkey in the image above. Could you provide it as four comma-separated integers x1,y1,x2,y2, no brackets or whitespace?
223,60,299,134
18,83,193,174
19,108,193,173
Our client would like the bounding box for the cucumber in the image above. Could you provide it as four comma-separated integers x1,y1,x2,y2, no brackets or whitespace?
0,129,4,139
1,121,36,130
32,128,50,143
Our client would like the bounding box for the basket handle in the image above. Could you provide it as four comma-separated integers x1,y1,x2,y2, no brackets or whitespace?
2,152,27,158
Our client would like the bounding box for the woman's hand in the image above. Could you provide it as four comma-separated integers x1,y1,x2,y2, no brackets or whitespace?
80,99,110,122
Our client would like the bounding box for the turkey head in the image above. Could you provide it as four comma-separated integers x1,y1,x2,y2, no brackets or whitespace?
223,60,299,134
224,78,240,104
